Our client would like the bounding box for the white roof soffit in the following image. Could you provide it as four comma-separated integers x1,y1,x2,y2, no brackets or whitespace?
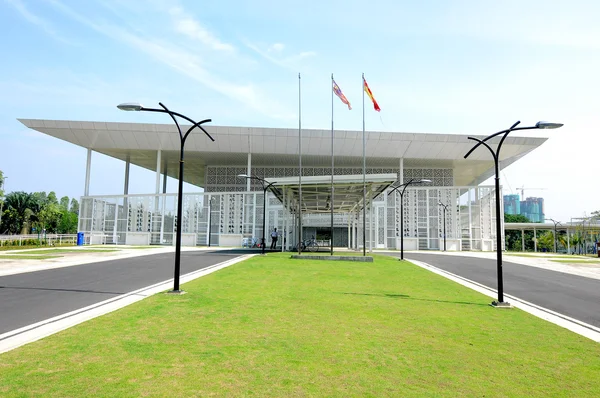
18,119,548,187
273,173,397,213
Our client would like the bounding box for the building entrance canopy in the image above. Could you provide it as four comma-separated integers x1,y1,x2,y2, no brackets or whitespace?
272,173,397,214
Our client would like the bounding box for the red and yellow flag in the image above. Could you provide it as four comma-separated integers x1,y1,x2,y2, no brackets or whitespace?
363,78,380,112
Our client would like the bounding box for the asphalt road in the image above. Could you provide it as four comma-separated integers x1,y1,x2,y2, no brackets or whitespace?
0,250,242,334
389,253,600,328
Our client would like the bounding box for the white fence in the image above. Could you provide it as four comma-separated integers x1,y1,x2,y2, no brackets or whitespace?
0,234,78,247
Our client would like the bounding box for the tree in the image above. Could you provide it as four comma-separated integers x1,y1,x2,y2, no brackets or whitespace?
2,192,40,234
537,231,555,252
47,191,58,205
0,170,5,234
59,196,70,210
32,192,48,207
58,210,78,233
504,214,531,223
70,198,79,214
38,203,62,233
504,213,532,251
0,169,5,198
569,233,582,255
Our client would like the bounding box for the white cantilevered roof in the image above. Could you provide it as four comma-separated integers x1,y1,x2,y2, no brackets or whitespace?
18,119,548,187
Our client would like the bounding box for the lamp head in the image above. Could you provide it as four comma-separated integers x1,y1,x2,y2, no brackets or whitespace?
117,102,143,111
237,174,249,178
420,179,432,183
536,121,563,129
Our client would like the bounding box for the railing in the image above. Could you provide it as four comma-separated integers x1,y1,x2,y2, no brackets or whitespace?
0,234,78,247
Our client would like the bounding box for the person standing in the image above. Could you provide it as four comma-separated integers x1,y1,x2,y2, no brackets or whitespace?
270,228,279,249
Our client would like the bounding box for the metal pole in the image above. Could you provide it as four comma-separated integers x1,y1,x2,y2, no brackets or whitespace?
173,140,184,292
400,191,404,260
298,73,303,255
362,73,366,256
494,162,504,303
262,185,267,255
331,74,335,256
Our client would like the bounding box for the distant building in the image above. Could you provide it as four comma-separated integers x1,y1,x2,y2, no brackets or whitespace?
503,194,521,215
503,194,545,222
520,197,545,222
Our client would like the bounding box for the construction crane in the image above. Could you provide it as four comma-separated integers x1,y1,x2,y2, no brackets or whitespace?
516,185,546,199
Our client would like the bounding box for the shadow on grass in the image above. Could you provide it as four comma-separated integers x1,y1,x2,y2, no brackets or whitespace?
340,292,488,307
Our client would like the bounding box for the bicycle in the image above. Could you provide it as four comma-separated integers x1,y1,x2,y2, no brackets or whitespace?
295,236,319,252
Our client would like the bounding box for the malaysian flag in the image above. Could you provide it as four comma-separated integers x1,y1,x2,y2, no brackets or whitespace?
333,79,351,110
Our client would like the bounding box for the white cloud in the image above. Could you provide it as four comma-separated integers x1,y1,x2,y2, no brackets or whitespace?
5,0,75,44
269,43,285,52
169,6,235,52
43,0,294,120
246,41,316,71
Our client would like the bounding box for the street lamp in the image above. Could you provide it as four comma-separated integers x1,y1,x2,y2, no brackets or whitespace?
238,174,277,255
387,178,431,260
438,201,449,251
118,102,214,294
547,218,561,253
464,120,563,307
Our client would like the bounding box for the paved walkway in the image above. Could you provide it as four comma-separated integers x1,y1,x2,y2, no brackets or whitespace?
0,245,232,276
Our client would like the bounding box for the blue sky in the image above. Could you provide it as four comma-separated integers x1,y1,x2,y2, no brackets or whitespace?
1,0,599,222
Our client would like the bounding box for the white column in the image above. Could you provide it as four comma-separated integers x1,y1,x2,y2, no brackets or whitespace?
521,229,525,252
347,215,351,249
155,150,162,194
124,155,130,195
567,228,570,253
207,195,212,245
247,153,252,191
162,159,168,194
84,148,92,196
534,228,537,252
399,157,404,184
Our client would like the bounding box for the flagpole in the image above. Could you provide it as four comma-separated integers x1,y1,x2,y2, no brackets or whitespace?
330,73,334,256
298,73,303,255
362,73,366,256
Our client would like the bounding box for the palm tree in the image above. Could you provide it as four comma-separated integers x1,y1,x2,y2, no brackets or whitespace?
3,192,40,234
569,233,582,255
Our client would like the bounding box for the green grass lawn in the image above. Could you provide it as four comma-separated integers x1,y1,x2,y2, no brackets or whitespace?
505,253,579,259
551,259,600,264
0,254,61,259
0,244,76,252
14,248,120,254
1,254,599,397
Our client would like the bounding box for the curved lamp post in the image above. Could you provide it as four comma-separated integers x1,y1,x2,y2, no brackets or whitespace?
438,201,450,251
238,174,277,255
464,120,563,307
547,218,561,253
387,178,431,260
118,102,213,294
